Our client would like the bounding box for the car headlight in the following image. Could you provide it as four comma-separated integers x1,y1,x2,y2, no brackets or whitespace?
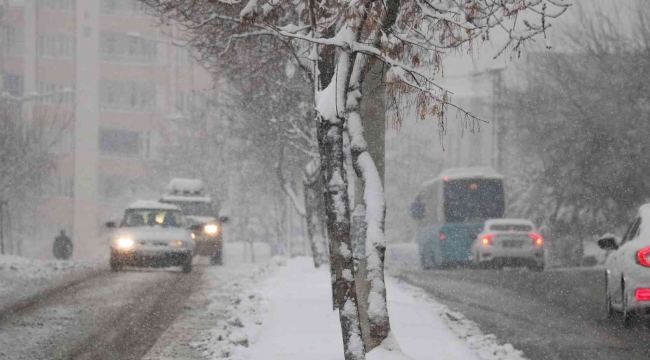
204,224,219,235
170,241,186,248
191,233,196,240
116,237,135,250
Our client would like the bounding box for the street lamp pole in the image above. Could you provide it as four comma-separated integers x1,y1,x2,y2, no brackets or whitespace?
470,64,507,171
0,200,6,255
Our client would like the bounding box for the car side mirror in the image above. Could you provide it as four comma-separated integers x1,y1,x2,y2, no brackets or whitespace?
219,216,230,224
105,221,117,229
597,235,619,251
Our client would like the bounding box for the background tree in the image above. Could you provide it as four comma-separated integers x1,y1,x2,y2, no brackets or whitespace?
141,0,570,357
0,92,74,255
502,0,649,265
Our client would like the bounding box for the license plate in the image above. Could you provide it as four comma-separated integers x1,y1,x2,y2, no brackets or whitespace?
502,240,523,248
137,250,161,257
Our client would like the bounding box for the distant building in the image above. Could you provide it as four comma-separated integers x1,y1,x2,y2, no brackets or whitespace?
1,0,213,257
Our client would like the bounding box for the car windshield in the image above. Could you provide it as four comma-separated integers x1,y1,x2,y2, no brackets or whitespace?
444,179,504,223
490,224,533,232
121,209,184,228
167,201,214,217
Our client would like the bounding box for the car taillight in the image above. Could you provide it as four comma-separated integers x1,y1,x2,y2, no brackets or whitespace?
637,247,650,267
529,233,544,246
636,289,650,301
482,234,494,246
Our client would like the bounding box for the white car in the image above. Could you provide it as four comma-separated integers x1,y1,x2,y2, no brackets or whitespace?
599,204,650,326
471,219,545,271
106,200,196,273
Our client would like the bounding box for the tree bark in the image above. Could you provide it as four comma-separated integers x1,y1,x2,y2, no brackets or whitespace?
348,58,394,351
303,176,326,267
317,113,364,360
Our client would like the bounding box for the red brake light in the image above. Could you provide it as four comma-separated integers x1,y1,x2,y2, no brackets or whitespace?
636,289,650,302
481,234,494,246
529,233,543,246
637,247,650,267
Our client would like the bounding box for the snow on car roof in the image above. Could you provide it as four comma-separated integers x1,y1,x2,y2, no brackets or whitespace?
127,200,180,211
485,218,534,226
160,194,213,203
167,178,204,193
421,167,503,188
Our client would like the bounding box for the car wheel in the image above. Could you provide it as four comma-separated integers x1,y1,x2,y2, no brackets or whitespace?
210,254,223,266
622,282,633,327
605,277,614,320
529,263,545,272
110,254,122,272
419,250,432,270
182,260,193,274
472,252,482,270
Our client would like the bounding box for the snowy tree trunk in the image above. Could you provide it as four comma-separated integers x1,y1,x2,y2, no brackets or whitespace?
347,57,394,351
317,113,365,360
303,178,325,267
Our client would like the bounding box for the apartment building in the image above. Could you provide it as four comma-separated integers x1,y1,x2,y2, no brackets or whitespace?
1,0,212,257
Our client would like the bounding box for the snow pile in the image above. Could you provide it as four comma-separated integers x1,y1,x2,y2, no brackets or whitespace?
390,279,528,360
0,255,92,282
0,255,95,310
188,257,287,359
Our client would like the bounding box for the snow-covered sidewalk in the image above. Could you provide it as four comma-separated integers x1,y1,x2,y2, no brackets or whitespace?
144,256,527,360
246,257,525,360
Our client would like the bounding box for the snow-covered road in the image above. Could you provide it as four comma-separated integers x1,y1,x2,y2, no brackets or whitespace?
392,265,650,360
0,266,203,360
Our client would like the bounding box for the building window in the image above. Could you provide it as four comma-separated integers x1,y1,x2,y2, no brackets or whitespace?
1,26,25,56
55,177,74,198
176,91,200,115
100,0,145,14
36,81,75,105
141,131,152,159
38,0,76,11
37,35,76,59
52,131,75,155
99,128,141,158
176,47,195,66
99,80,156,112
4,73,23,96
100,33,157,63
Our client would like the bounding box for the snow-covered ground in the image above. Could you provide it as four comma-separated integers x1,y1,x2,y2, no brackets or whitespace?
0,255,97,311
146,256,527,360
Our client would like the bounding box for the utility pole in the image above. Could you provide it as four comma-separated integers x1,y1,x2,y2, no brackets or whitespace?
470,65,506,171
490,68,505,172
0,200,6,255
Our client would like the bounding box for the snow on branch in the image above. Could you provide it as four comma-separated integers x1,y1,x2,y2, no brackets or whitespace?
141,0,571,125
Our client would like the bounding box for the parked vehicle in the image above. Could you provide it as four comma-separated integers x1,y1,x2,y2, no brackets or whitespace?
471,219,545,271
106,200,196,273
410,168,505,269
160,178,228,265
599,204,650,326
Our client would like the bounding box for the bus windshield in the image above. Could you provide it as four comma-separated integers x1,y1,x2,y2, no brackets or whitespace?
444,179,504,223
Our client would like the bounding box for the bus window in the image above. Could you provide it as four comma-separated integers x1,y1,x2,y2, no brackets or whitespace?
444,179,504,223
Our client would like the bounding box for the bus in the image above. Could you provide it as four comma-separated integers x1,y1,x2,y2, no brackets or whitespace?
410,168,505,269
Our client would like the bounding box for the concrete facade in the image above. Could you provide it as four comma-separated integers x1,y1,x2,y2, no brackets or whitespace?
1,0,213,257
